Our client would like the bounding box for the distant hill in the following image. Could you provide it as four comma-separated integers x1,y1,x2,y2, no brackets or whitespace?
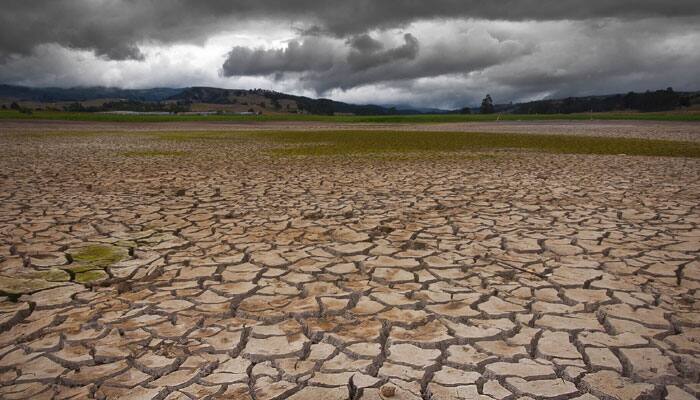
0,84,412,115
503,89,700,114
1,84,698,115
169,87,419,115
0,84,183,102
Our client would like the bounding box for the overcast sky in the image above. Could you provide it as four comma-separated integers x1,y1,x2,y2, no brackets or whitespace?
1,1,699,108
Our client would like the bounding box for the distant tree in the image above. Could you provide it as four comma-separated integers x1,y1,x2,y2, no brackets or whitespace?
1,104,6,110
510,88,690,115
480,95,495,114
64,102,87,112
167,103,189,114
10,102,20,110
460,107,471,114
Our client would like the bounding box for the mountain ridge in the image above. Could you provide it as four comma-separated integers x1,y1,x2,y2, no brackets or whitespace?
1,84,698,115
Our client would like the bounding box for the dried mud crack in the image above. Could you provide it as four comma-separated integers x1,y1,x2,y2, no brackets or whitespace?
0,121,699,399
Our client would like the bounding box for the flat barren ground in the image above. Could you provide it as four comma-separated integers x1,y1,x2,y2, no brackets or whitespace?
3,119,700,142
0,120,699,399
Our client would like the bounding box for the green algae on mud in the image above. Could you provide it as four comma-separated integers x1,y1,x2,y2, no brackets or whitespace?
153,129,700,158
2,109,700,122
246,130,700,158
69,244,127,267
0,245,128,295
75,270,109,284
65,244,128,284
27,268,70,282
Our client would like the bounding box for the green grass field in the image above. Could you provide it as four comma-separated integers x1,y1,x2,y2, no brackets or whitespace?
2,109,699,123
157,130,700,158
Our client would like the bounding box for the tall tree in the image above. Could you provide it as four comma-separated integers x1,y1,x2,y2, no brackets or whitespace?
480,94,495,114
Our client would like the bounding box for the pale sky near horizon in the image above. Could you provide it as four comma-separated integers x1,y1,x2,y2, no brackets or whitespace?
1,1,699,108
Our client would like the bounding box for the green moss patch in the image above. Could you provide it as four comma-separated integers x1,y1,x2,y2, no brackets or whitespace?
66,264,102,274
154,129,700,159
69,244,127,267
32,268,71,282
75,270,108,284
10,268,71,283
64,244,128,285
0,245,127,294
245,130,700,158
2,109,699,123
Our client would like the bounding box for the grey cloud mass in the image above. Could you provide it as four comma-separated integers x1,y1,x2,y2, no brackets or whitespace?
0,1,699,108
221,25,532,93
222,38,337,76
221,33,422,82
2,0,699,60
347,34,419,71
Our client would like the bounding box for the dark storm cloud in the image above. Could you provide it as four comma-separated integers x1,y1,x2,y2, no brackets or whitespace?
222,28,533,93
221,34,421,78
220,33,425,89
2,0,700,60
223,17,700,106
222,38,336,76
1,1,699,109
347,35,384,54
347,34,419,71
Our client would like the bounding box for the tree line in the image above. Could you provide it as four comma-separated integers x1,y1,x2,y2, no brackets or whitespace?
63,101,190,113
459,88,695,115
513,88,693,114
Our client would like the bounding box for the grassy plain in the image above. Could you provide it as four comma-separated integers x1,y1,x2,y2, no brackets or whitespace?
2,109,700,123
154,130,700,158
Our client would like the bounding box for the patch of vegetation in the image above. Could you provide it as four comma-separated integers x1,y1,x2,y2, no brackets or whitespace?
66,264,102,274
66,244,126,277
32,268,71,282
61,244,127,285
75,270,109,284
1,109,699,122
8,267,71,283
70,244,125,265
247,130,700,158
0,246,126,293
121,150,188,157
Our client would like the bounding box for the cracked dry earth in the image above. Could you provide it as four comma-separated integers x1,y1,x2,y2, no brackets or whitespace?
0,126,699,400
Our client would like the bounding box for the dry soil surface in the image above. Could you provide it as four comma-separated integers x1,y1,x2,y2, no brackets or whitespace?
0,121,699,399
2,119,700,142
